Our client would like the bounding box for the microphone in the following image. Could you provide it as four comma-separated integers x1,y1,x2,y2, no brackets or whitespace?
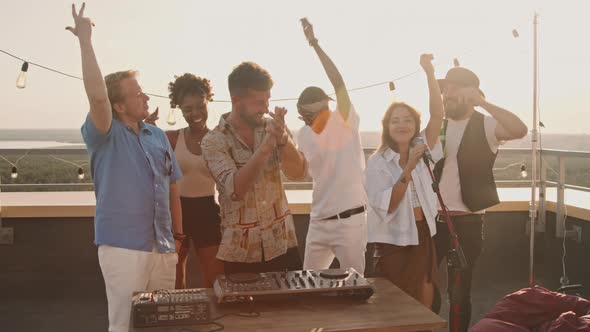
411,136,434,164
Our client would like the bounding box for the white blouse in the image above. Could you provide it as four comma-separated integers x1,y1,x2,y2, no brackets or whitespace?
364,132,443,246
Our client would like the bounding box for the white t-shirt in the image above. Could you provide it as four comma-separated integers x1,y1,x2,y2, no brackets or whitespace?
297,105,367,220
439,114,503,213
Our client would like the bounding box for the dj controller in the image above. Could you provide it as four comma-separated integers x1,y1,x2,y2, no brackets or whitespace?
131,268,374,328
131,289,211,328
213,268,374,304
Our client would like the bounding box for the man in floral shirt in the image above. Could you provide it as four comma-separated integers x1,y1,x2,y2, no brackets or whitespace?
202,62,307,273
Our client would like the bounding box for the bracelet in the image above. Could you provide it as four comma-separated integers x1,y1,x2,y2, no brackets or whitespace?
308,38,319,47
173,233,186,241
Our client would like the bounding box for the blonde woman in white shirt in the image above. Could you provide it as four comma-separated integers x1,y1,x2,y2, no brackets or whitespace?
365,54,443,309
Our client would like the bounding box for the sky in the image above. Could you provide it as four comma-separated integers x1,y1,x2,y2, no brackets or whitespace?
0,0,589,133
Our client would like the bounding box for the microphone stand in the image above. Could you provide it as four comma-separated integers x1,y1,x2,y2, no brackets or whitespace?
424,156,466,332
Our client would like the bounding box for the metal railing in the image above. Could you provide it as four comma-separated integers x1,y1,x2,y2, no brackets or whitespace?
1,147,589,236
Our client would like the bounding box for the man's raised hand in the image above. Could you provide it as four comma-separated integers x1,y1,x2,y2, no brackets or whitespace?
300,18,316,45
420,53,435,75
269,107,288,146
65,3,94,41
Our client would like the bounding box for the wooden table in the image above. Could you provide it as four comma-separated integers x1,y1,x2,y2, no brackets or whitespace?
130,278,446,332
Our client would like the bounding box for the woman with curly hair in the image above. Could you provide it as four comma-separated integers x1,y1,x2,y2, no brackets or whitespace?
163,73,224,288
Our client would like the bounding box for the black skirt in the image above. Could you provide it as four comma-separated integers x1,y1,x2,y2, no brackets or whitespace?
181,195,222,248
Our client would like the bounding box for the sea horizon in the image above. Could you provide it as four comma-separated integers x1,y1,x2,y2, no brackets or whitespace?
0,128,589,151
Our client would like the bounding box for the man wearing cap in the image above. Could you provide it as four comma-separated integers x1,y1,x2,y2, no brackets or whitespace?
296,19,367,275
434,67,527,331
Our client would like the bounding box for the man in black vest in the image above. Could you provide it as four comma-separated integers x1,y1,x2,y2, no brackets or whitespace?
433,67,527,332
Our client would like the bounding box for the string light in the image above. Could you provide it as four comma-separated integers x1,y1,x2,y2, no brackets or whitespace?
388,81,396,91
512,29,520,38
520,164,528,178
1,48,461,102
492,160,529,181
166,108,177,126
16,62,28,89
50,156,87,181
1,153,86,182
0,154,28,181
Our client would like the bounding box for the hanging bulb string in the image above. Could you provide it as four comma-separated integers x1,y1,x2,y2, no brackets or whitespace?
14,150,31,166
1,49,83,80
0,148,31,166
492,160,526,171
1,47,468,102
50,156,87,180
50,155,86,168
0,155,17,167
1,22,527,101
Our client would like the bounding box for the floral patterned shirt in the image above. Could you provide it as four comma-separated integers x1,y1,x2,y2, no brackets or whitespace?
201,113,300,263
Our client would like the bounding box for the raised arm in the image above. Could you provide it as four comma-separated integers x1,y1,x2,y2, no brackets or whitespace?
460,88,528,141
66,3,111,134
421,54,444,148
483,102,528,141
301,18,351,120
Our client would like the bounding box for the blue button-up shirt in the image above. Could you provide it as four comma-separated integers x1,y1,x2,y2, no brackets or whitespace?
82,114,182,253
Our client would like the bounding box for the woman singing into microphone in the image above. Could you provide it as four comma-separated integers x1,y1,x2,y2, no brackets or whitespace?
364,54,444,309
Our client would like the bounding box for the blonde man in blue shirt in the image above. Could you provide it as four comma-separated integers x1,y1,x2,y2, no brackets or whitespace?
67,4,183,332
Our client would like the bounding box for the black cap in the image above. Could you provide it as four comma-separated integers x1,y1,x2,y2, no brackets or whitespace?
437,67,485,97
297,86,334,106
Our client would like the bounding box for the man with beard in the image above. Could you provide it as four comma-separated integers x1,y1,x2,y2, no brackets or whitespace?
433,67,527,331
67,4,183,331
201,62,307,273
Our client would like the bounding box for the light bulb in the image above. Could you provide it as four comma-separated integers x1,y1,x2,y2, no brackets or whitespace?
166,108,177,126
77,167,85,180
16,62,29,89
453,58,460,67
388,82,396,91
11,166,18,179
520,164,527,178
512,29,520,38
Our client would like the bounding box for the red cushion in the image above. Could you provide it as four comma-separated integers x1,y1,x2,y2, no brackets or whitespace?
470,318,530,332
541,312,590,332
484,287,590,330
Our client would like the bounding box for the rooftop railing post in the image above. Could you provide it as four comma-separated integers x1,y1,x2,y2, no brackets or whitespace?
556,156,566,237
528,12,539,288
538,154,547,232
